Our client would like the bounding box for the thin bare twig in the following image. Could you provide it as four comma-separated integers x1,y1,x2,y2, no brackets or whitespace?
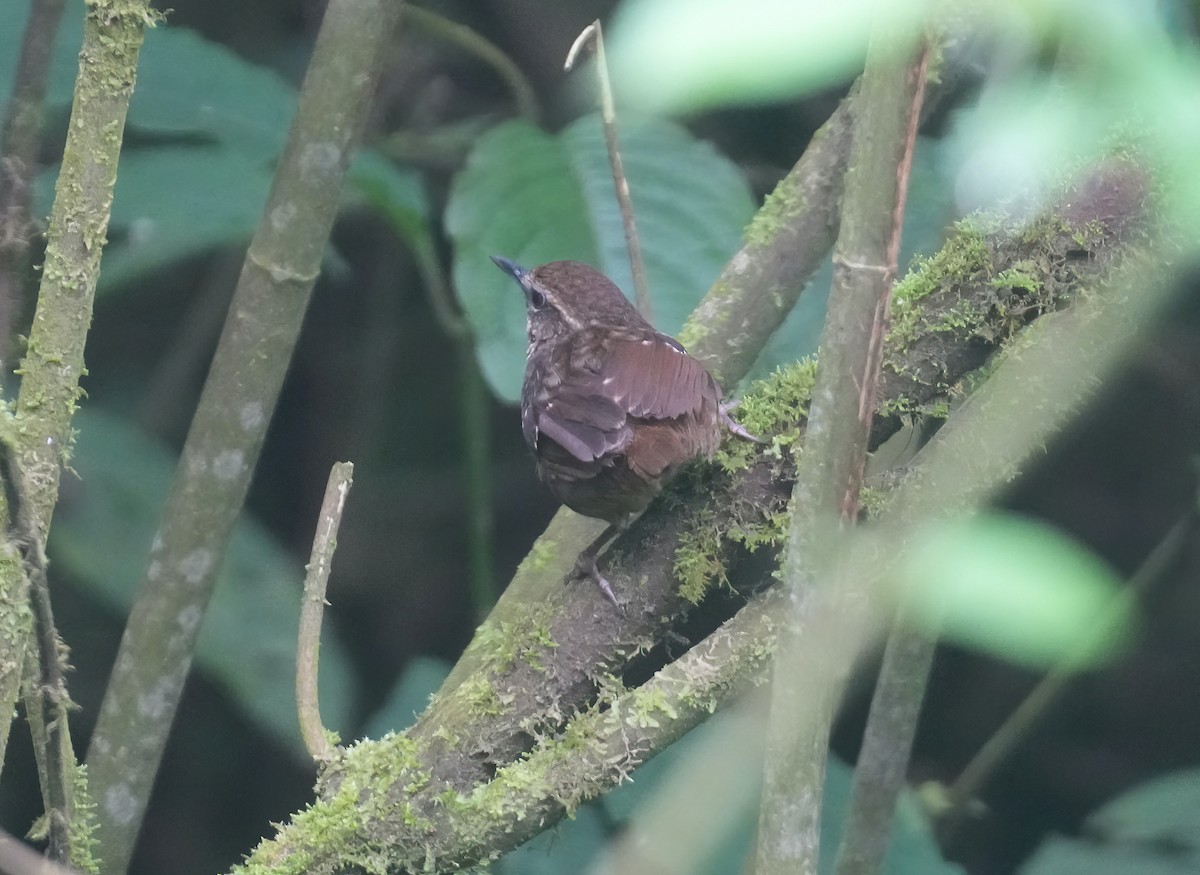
356,164,497,615
297,462,354,762
27,566,73,862
756,26,929,875
457,342,496,618
1,437,89,868
566,21,651,319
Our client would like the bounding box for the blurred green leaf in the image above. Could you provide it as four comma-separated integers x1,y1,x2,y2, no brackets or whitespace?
446,114,754,401
900,514,1130,669
1022,768,1200,875
607,0,930,114
1089,768,1200,850
50,408,360,757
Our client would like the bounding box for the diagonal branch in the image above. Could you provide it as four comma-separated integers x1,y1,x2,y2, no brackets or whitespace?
233,154,1153,874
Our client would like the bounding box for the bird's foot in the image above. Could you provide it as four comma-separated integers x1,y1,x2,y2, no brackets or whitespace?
570,553,622,609
720,400,764,444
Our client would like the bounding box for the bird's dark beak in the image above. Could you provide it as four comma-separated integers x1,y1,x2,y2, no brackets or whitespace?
490,255,527,284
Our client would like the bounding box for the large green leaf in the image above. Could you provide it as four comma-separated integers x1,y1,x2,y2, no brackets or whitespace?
608,0,930,114
1,1,295,153
49,408,360,756
128,22,296,158
445,114,755,401
6,1,424,292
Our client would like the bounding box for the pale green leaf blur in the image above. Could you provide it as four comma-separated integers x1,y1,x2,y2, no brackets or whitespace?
900,514,1130,669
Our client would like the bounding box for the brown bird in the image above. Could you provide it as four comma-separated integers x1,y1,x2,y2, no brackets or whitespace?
491,257,752,603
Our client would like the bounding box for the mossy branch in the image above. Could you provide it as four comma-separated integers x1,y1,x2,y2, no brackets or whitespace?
81,1,404,872
0,1,154,868
13,0,154,532
235,155,1153,873
0,0,70,773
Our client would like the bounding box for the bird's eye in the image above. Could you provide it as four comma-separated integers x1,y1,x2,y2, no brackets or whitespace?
530,289,547,309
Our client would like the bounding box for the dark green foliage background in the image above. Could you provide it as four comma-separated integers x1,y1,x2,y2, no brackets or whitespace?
1,1,1199,874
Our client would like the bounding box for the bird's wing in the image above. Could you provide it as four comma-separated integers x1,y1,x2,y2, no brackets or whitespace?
596,332,717,420
530,330,716,466
533,387,631,464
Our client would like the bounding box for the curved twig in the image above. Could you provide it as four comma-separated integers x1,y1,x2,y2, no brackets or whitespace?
297,462,354,763
566,21,651,319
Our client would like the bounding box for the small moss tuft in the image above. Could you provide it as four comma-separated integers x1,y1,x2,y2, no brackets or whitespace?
717,359,817,473
673,523,727,604
743,176,809,250
516,538,557,575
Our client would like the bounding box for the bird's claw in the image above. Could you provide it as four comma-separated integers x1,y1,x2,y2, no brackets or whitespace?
720,400,764,444
570,553,623,609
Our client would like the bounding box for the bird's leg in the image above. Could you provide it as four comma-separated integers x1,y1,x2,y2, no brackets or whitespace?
569,517,629,607
720,399,764,443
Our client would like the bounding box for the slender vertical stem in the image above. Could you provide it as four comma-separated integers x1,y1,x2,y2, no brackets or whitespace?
297,462,354,763
755,25,928,875
0,0,68,370
382,211,497,619
0,537,30,775
14,0,153,533
83,1,404,871
566,21,651,319
833,620,935,875
28,560,73,862
3,0,153,867
830,37,934,875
